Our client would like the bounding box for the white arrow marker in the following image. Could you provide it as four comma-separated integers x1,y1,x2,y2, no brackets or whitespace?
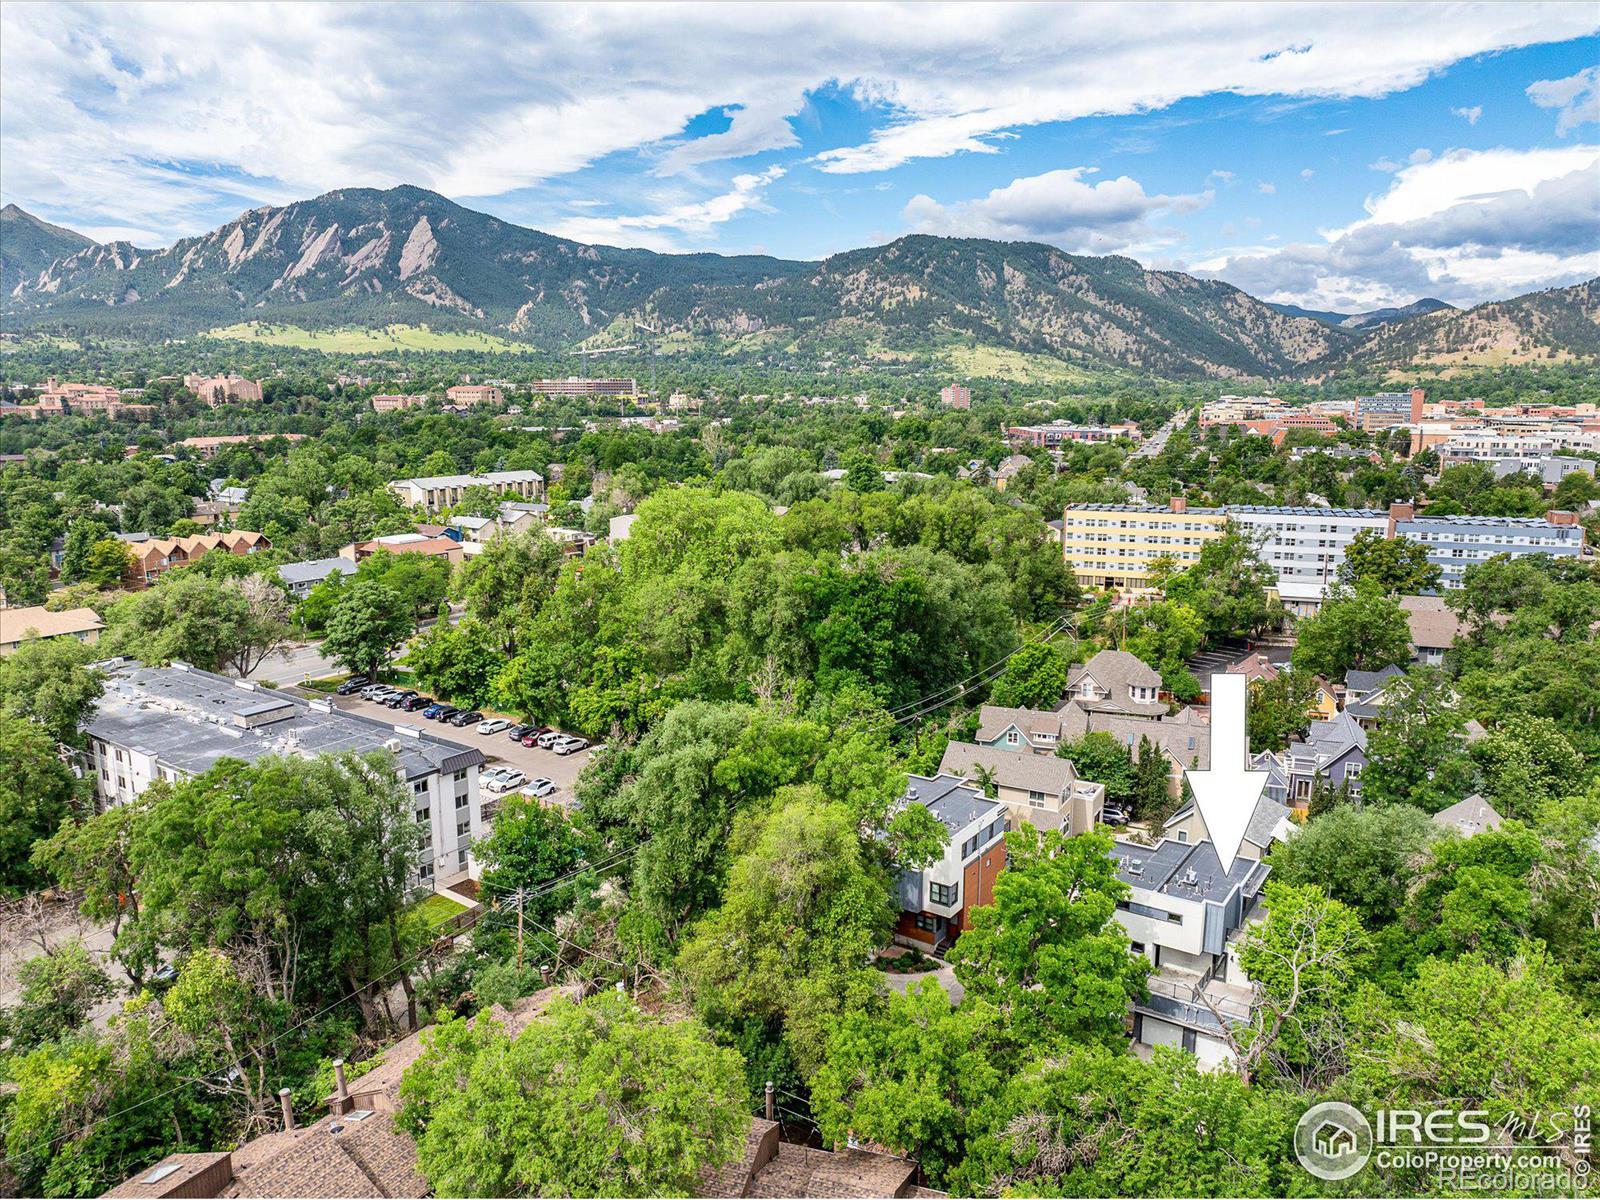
1184,672,1267,872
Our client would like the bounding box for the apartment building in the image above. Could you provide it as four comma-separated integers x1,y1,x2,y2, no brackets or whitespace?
0,605,103,654
370,393,429,412
1111,837,1270,1067
82,660,487,885
275,555,358,598
1006,421,1141,448
1226,505,1390,613
1060,500,1228,593
183,373,263,406
1387,503,1585,590
1354,388,1425,431
893,774,1008,952
388,469,545,513
444,384,504,407
939,384,971,409
339,532,464,566
122,530,270,589
937,741,1105,834
29,379,155,419
1198,395,1289,428
178,433,309,458
531,378,637,397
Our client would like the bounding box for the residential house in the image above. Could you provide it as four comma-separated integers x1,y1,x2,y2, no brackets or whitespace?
1399,594,1464,666
1340,664,1405,725
83,660,487,885
1160,788,1294,860
609,512,639,542
975,705,1071,754
1432,793,1504,838
1065,649,1167,717
992,454,1033,491
976,702,1211,799
178,433,308,458
1112,837,1269,1068
893,774,1008,952
698,1118,943,1198
122,530,270,589
1226,652,1279,684
340,533,464,566
0,605,104,654
938,741,1105,834
102,988,578,1200
388,469,544,514
276,556,357,599
1283,712,1368,805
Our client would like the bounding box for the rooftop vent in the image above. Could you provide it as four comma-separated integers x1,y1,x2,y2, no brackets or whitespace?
1182,868,1199,886
345,1109,374,1122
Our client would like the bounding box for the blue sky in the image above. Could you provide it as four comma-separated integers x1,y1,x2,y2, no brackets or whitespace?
3,3,1597,310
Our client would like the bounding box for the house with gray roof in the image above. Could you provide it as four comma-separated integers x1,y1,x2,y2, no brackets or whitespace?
1065,649,1167,717
1433,793,1504,837
1341,664,1405,726
275,555,357,598
1284,711,1368,804
1160,784,1295,862
83,659,487,887
938,741,1104,834
892,774,1008,953
1111,836,1270,1068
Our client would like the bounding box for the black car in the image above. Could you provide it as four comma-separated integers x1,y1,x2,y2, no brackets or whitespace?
335,677,371,696
430,704,460,722
400,694,432,712
507,723,536,741
448,709,484,728
383,689,418,708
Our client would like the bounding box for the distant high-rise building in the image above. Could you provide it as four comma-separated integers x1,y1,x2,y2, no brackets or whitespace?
940,384,971,409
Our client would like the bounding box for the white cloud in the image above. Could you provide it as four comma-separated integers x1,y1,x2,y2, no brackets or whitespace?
1528,66,1600,134
1452,104,1484,125
902,167,1210,254
1258,181,1277,194
1370,147,1434,173
1196,144,1600,308
2,2,1596,243
1300,168,1316,179
546,166,786,251
1207,169,1237,185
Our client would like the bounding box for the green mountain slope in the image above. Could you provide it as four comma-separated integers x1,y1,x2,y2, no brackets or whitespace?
1338,279,1599,369
0,185,1425,378
1,204,99,295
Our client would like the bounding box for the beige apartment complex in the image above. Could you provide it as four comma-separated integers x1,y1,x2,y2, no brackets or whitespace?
1061,500,1226,592
444,384,504,406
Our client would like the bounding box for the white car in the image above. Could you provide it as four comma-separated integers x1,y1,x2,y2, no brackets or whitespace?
522,777,557,797
480,766,513,790
477,718,514,735
486,769,526,793
534,730,565,749
552,735,589,756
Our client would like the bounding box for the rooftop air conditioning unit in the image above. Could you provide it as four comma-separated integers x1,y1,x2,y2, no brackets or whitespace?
1183,869,1199,885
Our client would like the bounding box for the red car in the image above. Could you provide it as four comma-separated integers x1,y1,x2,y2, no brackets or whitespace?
519,726,553,748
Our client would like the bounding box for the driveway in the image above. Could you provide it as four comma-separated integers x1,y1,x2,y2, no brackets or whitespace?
322,693,594,806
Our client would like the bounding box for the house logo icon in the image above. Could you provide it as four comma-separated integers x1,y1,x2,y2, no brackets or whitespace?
1295,1101,1373,1180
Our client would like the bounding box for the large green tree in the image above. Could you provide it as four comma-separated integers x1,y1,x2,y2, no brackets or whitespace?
0,635,104,746
400,993,750,1198
1337,529,1441,594
322,578,414,680
1290,583,1412,682
0,718,80,895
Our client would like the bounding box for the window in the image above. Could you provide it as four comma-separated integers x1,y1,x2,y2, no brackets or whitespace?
418,862,434,881
1175,829,1189,843
415,806,430,825
929,881,958,906
456,818,471,838
914,914,940,932
1005,730,1020,746
452,768,467,783
455,792,470,810
1028,789,1047,808
961,834,979,857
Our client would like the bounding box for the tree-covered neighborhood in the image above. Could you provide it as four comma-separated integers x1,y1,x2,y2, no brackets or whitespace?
2,5,1599,1199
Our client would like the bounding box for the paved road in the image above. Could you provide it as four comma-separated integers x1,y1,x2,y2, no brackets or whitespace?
326,692,595,805
1133,408,1193,459
252,608,464,687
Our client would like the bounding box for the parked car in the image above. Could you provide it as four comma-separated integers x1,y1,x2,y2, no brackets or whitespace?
487,769,527,793
534,730,565,749
477,718,514,735
552,735,589,755
449,710,484,728
431,704,461,722
519,727,552,747
335,677,371,696
507,724,537,742
421,702,447,719
383,689,418,708
400,694,432,712
522,777,557,798
360,683,393,699
1100,805,1130,826
481,766,515,790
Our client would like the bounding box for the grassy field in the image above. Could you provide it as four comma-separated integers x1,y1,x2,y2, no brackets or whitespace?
408,891,470,932
205,321,540,354
945,342,1089,383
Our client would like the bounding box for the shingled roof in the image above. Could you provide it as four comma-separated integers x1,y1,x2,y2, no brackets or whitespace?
938,741,1078,795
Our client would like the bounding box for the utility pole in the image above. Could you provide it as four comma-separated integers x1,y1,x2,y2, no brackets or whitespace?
513,887,528,971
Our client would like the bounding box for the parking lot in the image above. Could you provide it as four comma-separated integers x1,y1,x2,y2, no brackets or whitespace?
322,692,594,807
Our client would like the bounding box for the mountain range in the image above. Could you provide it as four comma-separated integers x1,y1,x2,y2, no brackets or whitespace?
3,188,1596,379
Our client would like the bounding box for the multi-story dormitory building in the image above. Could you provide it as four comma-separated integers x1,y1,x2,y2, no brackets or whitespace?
82,660,487,887
1062,498,1588,610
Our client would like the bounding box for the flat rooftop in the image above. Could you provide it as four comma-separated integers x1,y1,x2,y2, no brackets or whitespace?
86,660,483,781
1111,838,1267,904
903,773,1006,833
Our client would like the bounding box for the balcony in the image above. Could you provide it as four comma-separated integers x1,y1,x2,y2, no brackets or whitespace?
1139,968,1254,1032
